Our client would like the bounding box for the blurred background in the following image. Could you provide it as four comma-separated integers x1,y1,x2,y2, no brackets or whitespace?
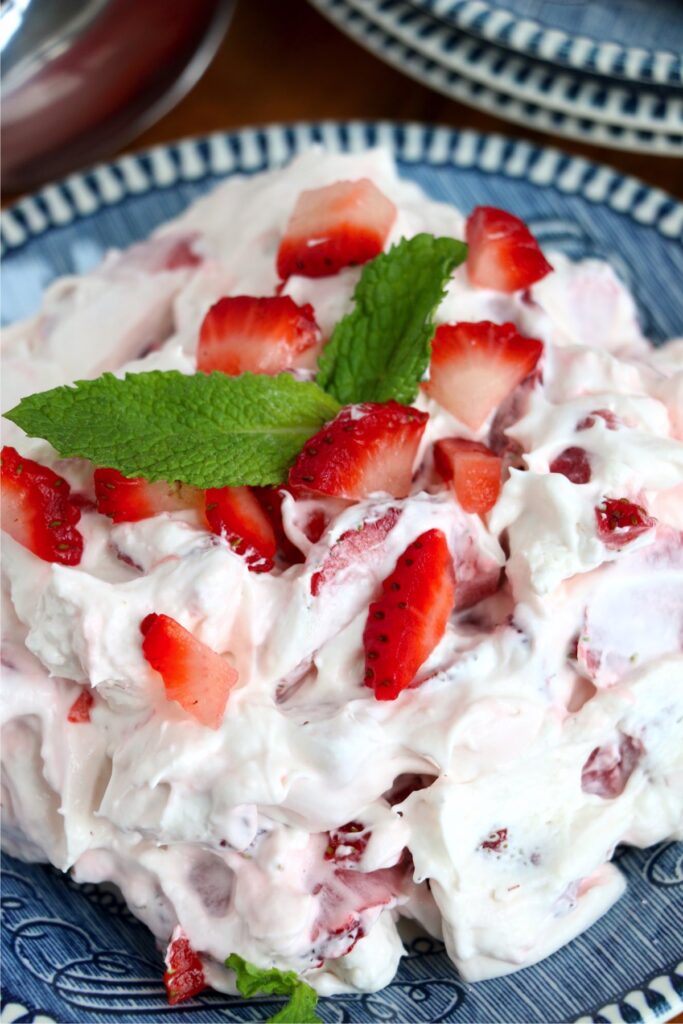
2,0,682,201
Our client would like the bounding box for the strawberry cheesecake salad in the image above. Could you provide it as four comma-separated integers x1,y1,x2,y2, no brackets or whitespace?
2,148,682,1013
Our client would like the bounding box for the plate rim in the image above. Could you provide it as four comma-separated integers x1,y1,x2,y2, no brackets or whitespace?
345,0,683,133
1,119,682,1024
2,119,682,261
406,0,683,87
305,0,683,156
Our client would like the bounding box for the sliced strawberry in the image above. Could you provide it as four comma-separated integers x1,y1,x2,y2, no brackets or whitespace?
550,447,592,484
595,498,656,548
311,508,401,595
205,486,277,573
434,438,502,515
480,827,508,853
94,468,202,524
426,322,543,431
197,295,320,376
363,529,455,700
578,409,620,431
581,735,643,799
289,402,427,501
140,613,238,729
324,822,370,864
277,179,397,279
465,206,552,293
1,446,83,565
67,690,94,723
252,486,305,564
163,929,206,1005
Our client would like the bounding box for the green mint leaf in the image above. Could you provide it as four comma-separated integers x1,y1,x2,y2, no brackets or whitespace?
4,372,340,489
226,954,321,1024
316,233,467,405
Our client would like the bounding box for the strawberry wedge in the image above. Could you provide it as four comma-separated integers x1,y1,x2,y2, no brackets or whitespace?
94,468,203,523
141,613,238,729
205,486,277,572
595,498,656,548
163,929,207,1005
1,445,84,565
363,529,455,700
426,321,543,430
197,295,320,376
434,438,502,515
277,179,397,279
288,402,427,501
466,206,552,293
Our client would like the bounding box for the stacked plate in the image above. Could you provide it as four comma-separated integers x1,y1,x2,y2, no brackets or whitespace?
308,0,683,155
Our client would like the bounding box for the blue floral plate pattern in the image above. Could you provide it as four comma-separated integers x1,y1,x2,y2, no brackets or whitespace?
306,0,683,155
407,0,683,87
1,121,682,1023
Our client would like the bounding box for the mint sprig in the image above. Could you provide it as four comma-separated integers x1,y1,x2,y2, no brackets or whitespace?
226,954,321,1023
316,233,467,405
4,372,340,488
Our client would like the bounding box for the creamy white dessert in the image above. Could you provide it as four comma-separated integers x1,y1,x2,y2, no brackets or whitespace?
1,149,682,1006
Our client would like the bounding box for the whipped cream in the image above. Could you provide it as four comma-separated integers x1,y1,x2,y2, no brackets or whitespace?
2,149,682,997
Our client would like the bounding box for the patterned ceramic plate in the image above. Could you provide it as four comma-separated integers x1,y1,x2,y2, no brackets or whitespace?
407,0,683,87
307,0,683,155
345,0,683,134
1,121,682,1024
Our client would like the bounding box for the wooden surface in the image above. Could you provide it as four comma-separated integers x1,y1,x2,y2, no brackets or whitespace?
119,0,683,198
4,0,683,1018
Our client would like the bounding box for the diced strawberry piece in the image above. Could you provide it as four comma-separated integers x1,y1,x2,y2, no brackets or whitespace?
426,322,543,430
581,735,643,799
577,409,620,431
325,822,370,864
252,486,305,564
311,508,401,595
304,508,329,543
163,929,206,1005
197,295,320,376
363,529,455,700
465,206,552,293
289,402,427,501
277,179,397,279
434,438,502,514
140,613,238,729
94,468,202,524
550,446,592,484
480,827,508,852
1,446,84,565
595,498,656,548
67,690,94,723
205,486,277,573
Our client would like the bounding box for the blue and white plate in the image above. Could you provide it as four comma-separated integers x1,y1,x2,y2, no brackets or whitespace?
408,0,683,88
346,0,683,135
1,122,682,1023
307,0,683,155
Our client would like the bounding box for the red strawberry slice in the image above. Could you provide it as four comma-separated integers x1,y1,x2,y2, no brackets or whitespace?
288,402,427,501
426,321,543,430
550,447,592,484
311,508,401,595
434,438,502,514
363,529,455,700
581,735,643,799
163,929,207,1005
94,468,203,523
252,486,305,564
67,690,94,723
277,179,397,279
197,295,320,376
205,486,277,573
141,613,238,729
595,498,656,548
465,206,552,293
1,445,84,565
